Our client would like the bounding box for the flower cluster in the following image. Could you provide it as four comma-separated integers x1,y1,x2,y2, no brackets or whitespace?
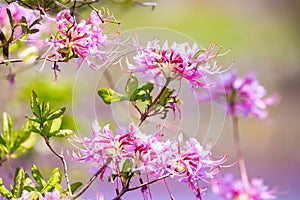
198,70,279,119
42,9,120,70
212,174,277,200
71,120,228,198
128,39,227,88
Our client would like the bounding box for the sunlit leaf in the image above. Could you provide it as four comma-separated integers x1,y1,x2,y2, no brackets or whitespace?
1,112,12,141
47,107,66,121
0,178,12,198
125,75,138,97
20,16,28,33
6,8,14,27
12,168,25,198
31,165,46,188
70,182,83,194
130,82,154,102
41,168,62,194
30,91,41,119
158,88,174,106
98,88,128,104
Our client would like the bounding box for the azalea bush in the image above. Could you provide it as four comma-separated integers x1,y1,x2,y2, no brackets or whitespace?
0,1,280,200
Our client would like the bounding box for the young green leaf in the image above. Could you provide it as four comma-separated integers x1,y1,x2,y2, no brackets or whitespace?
0,136,6,147
6,8,14,27
31,165,46,188
158,88,174,106
41,168,62,194
1,112,12,141
49,116,62,134
125,75,138,97
47,107,66,121
121,159,133,173
12,168,25,198
130,82,154,102
29,18,41,29
10,131,38,159
70,182,83,194
41,101,51,119
23,171,36,191
20,16,28,33
0,178,12,198
30,91,41,119
28,29,39,34
98,88,128,104
49,129,73,138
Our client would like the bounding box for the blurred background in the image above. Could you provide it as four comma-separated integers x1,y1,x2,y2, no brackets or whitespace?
0,0,299,199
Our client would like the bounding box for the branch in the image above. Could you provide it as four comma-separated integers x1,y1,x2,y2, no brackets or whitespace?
0,58,23,65
112,173,171,200
44,138,72,196
70,158,112,199
0,155,8,166
138,78,171,126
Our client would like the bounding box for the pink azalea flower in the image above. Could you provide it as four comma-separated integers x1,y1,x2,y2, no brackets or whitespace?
71,121,228,199
198,70,280,119
40,190,61,200
42,9,120,70
128,39,227,88
212,174,277,200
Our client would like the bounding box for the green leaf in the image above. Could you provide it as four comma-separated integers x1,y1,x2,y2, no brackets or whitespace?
50,116,62,133
30,91,41,119
10,131,38,158
6,8,14,27
29,122,41,134
12,168,25,198
29,18,41,29
31,165,46,188
23,171,36,191
120,158,134,180
0,178,12,198
98,88,128,104
125,75,138,97
158,88,174,106
1,112,12,141
28,29,39,34
41,168,62,194
130,82,154,102
121,159,133,173
47,107,66,121
49,129,73,138
20,16,28,33
41,121,52,137
70,182,83,194
0,136,6,147
41,101,50,119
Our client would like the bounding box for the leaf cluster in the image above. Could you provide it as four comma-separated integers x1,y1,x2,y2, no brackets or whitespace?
98,75,181,118
0,165,82,199
0,112,37,165
28,91,73,139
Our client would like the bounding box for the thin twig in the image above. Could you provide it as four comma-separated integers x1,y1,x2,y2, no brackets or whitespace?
138,78,171,127
70,158,112,199
112,173,171,200
44,138,72,196
0,58,23,65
